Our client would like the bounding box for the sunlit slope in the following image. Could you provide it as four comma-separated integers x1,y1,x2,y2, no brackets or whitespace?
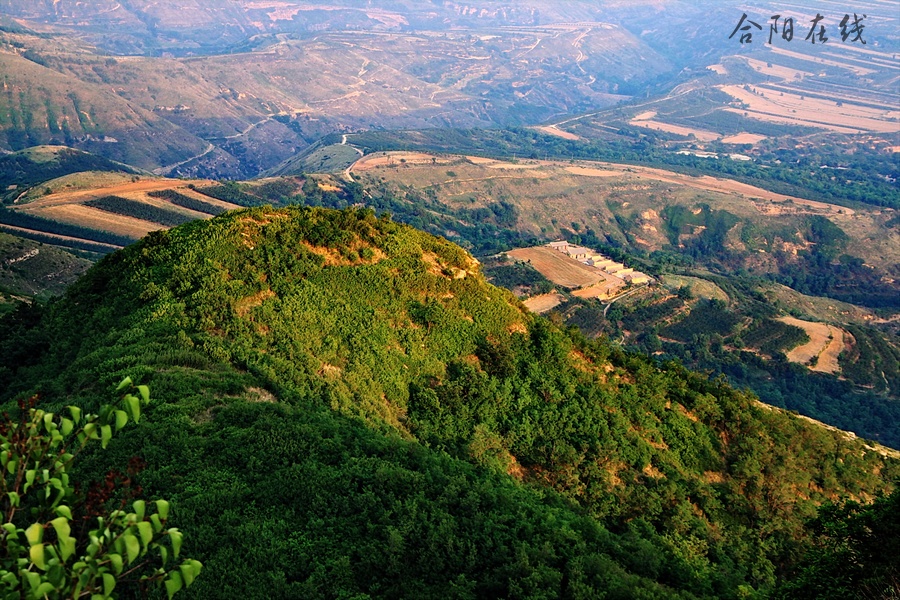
1,206,896,597
0,53,209,169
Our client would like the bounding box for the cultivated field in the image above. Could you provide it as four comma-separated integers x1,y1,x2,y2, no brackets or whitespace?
522,292,566,313
628,119,720,142
27,205,160,239
533,126,582,141
571,279,624,299
778,316,846,374
762,284,877,325
506,246,603,289
720,133,766,145
350,152,452,172
720,85,899,134
8,178,243,249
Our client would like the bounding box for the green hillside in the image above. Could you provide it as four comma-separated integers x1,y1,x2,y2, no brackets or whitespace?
0,145,138,203
0,206,897,598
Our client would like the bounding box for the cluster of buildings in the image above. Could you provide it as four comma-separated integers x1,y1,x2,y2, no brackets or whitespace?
547,241,652,285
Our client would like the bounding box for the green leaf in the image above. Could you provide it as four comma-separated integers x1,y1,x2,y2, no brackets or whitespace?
165,571,183,599
150,514,163,533
68,406,82,424
116,376,133,392
50,517,71,542
6,458,17,474
124,395,141,424
156,500,170,521
109,553,123,575
100,425,112,449
60,417,74,436
103,572,116,597
136,385,150,404
83,422,98,440
59,536,76,563
137,521,153,548
36,583,56,597
124,533,140,564
159,546,169,566
55,505,73,520
114,410,128,432
169,529,183,559
24,469,35,493
6,491,19,507
133,500,146,521
180,560,202,587
29,543,46,570
25,571,40,593
25,523,43,546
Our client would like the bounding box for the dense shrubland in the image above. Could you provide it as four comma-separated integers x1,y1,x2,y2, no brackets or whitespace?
0,206,896,598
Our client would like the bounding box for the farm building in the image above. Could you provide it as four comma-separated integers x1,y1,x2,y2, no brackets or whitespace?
544,242,651,287
624,272,652,284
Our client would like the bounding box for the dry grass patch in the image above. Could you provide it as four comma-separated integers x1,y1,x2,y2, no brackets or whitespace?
661,275,729,302
234,289,276,317
571,279,625,299
721,133,766,145
777,316,846,374
564,166,620,177
743,57,813,81
522,292,565,313
627,119,720,142
534,125,582,141
245,387,277,403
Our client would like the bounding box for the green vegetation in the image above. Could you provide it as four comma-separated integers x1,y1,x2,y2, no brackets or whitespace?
0,206,896,598
743,320,810,357
0,232,92,299
661,299,742,342
147,190,227,216
85,196,195,228
479,255,554,297
840,325,900,395
0,379,200,598
193,183,270,208
777,487,900,600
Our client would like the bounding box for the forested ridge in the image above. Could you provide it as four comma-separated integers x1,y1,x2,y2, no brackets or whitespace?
0,206,897,598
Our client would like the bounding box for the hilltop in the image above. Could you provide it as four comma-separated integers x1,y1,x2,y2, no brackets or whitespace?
0,206,897,598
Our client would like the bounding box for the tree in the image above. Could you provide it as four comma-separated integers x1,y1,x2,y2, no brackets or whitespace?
0,379,201,599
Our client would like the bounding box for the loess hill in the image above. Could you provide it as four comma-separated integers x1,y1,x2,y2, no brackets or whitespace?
1,206,898,598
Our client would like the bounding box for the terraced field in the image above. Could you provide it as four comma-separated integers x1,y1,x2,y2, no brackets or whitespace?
3,177,241,250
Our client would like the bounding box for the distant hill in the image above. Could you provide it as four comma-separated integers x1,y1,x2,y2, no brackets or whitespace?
0,230,92,304
1,205,896,598
0,53,210,170
0,145,138,203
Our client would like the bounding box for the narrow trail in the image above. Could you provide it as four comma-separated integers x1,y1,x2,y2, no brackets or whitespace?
152,143,215,176
341,135,364,182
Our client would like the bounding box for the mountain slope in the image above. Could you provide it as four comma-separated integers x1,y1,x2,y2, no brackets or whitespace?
0,206,896,598
0,52,209,169
0,145,138,203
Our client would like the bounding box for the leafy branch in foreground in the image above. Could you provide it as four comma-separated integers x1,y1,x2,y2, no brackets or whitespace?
0,378,201,599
